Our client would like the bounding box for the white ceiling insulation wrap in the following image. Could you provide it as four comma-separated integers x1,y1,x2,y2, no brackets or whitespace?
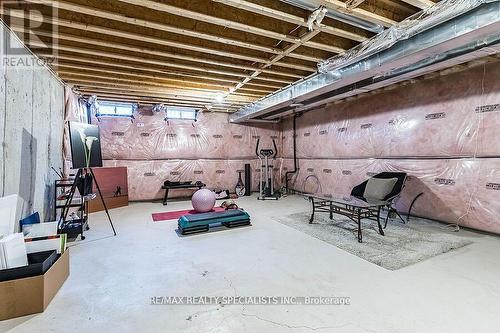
318,0,498,73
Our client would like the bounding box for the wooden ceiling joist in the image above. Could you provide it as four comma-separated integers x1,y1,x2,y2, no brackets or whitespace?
63,79,260,102
75,89,244,111
19,27,315,73
6,8,322,64
31,0,344,59
316,0,398,27
50,0,283,54
213,0,368,39
55,63,232,91
24,40,298,85
77,88,242,108
400,0,435,10
78,93,236,112
118,0,366,43
345,0,367,9
220,27,321,102
57,68,274,95
55,64,276,94
38,53,286,90
67,84,262,107
1,0,428,112
76,92,246,111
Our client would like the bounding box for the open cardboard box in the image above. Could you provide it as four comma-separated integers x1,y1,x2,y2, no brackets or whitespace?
0,249,70,321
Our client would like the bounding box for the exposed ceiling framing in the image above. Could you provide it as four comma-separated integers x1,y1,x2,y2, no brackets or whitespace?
1,0,437,112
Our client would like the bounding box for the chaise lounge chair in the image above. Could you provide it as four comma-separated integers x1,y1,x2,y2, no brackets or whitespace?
350,172,408,228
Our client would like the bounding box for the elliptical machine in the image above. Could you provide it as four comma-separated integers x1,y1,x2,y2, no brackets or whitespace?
255,138,280,200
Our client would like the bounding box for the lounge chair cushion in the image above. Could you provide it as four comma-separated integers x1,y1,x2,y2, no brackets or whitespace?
363,178,398,200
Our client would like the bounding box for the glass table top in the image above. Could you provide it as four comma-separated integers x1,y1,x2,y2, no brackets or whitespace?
303,194,389,208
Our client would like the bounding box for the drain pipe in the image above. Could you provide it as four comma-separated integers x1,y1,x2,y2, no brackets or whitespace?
285,113,299,193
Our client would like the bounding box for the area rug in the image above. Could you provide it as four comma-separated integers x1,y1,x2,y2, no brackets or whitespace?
152,207,225,222
272,212,472,270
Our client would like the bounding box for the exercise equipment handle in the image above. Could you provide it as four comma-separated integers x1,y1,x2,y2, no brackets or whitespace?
255,138,260,157
272,139,277,159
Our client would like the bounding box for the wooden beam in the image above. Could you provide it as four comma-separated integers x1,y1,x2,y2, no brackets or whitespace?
58,68,227,94
61,78,260,102
19,27,314,73
317,0,397,27
4,6,321,64
345,0,367,9
118,0,366,43
28,0,340,61
25,39,298,84
208,24,322,108
6,18,312,77
74,87,246,108
50,0,280,54
214,0,368,39
55,64,276,94
54,62,231,90
400,0,435,10
37,42,249,78
38,53,286,89
77,93,237,113
78,89,243,109
75,91,248,111
57,67,274,95
227,0,396,27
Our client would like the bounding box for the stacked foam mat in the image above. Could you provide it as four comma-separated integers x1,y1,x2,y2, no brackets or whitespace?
282,61,500,234
97,112,282,201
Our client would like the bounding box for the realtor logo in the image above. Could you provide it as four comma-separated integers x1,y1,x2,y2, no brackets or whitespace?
1,0,58,69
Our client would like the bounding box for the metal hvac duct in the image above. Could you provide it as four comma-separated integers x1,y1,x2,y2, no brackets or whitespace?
230,0,500,123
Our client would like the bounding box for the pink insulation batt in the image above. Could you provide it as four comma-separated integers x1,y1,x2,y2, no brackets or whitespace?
281,61,500,234
96,112,282,201
96,61,500,234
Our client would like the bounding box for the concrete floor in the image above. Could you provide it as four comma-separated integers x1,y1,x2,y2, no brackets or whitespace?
2,194,500,333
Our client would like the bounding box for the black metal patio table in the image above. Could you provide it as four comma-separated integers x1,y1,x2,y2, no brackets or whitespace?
304,194,389,243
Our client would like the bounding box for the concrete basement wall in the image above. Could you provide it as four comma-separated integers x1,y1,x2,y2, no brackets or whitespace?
0,23,65,221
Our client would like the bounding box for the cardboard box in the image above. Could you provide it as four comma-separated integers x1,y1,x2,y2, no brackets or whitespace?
0,249,69,320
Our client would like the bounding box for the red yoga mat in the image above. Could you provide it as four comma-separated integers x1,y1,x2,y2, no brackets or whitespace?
152,207,225,222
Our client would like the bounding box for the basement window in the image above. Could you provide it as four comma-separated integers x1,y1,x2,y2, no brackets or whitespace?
165,107,198,121
96,101,136,118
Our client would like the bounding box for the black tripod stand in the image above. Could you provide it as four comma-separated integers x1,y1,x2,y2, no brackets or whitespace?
58,168,117,239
